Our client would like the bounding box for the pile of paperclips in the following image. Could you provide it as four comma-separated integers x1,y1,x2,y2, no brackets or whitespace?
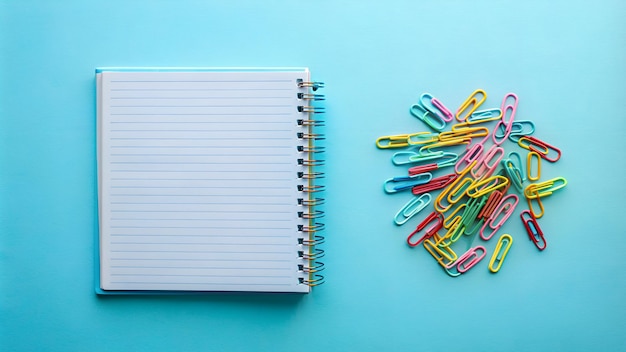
376,90,567,276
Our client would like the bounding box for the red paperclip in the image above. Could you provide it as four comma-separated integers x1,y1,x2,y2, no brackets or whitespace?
518,136,561,162
520,210,546,250
408,163,438,176
412,173,458,195
479,194,519,241
407,212,444,247
456,246,486,273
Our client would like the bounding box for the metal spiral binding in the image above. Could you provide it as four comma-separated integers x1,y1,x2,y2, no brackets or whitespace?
297,79,326,288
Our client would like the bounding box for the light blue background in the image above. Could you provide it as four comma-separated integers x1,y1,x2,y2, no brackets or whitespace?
1,1,625,351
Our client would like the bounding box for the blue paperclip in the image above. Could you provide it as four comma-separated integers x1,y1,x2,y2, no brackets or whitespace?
410,103,446,132
394,193,432,225
384,173,433,193
468,108,502,123
494,120,535,143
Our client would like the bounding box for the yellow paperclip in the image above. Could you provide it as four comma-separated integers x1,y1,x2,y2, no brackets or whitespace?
455,89,487,122
466,175,509,198
439,125,489,141
524,177,567,199
424,237,457,267
443,203,467,228
407,132,440,146
447,177,474,204
525,188,545,218
419,137,471,153
527,151,541,181
375,134,411,149
435,161,476,213
488,234,513,273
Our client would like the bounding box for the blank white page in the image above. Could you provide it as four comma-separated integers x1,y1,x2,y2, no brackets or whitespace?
97,70,311,293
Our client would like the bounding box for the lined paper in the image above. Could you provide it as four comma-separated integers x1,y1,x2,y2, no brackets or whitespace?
97,70,310,292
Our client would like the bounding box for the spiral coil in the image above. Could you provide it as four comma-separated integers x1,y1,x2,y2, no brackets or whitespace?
297,79,326,288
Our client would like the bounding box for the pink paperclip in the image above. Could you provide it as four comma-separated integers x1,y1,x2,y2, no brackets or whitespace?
431,98,454,122
456,246,486,273
407,212,443,247
471,145,504,179
479,194,519,240
455,143,483,174
492,93,518,146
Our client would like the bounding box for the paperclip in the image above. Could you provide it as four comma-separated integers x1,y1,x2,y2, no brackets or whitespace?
478,190,503,220
432,98,454,122
411,173,458,195
439,216,461,245
456,246,486,273
455,143,483,174
495,120,535,143
441,125,489,142
435,161,476,213
447,217,466,244
501,152,524,193
461,196,488,235
455,89,487,122
407,212,443,247
527,151,541,181
525,188,545,219
488,234,513,273
407,132,440,146
394,193,432,225
421,93,454,123
391,150,443,166
447,177,474,204
428,234,457,262
467,108,502,124
384,173,433,193
479,194,519,241
518,136,562,162
408,163,438,176
471,145,504,179
419,137,471,154
410,103,446,132
376,134,410,149
424,237,457,268
521,210,546,250
443,202,466,228
466,175,509,198
524,177,567,199
492,93,518,146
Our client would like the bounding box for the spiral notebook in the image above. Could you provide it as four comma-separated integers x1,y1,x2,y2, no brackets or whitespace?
96,67,325,294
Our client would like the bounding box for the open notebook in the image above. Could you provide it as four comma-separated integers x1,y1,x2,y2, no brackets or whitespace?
96,68,325,293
